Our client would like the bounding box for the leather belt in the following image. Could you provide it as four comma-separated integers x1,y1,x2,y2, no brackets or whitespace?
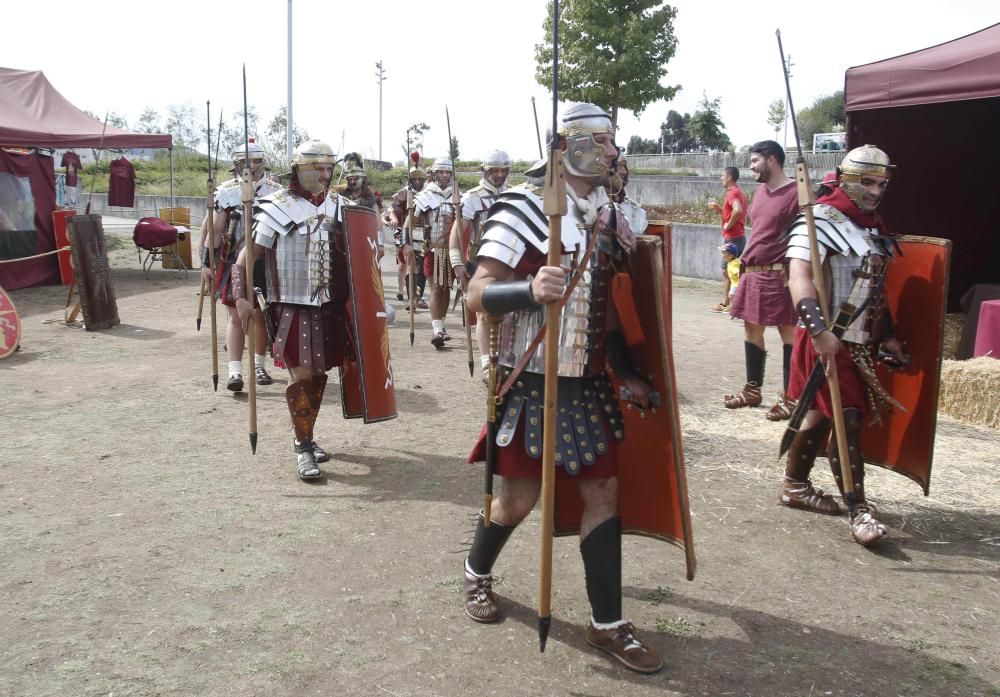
743,262,785,273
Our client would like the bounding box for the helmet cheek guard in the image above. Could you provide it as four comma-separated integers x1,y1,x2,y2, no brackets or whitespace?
564,132,613,182
838,144,894,210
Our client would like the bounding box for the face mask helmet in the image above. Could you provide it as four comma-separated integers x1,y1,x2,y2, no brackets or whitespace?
557,103,616,184
292,140,336,193
838,144,894,210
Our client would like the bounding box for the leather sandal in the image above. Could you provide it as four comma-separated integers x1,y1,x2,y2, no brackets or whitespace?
779,478,842,515
710,303,729,313
849,504,888,546
766,392,796,421
463,570,499,623
723,382,762,408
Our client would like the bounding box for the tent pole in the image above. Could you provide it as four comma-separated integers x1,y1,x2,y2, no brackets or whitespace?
169,148,174,210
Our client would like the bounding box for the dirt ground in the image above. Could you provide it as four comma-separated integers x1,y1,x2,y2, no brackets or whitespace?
1,227,998,697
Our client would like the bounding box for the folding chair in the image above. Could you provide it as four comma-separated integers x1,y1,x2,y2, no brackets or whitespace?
133,217,189,279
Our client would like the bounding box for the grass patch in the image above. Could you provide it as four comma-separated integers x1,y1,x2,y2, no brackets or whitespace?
645,585,672,606
654,616,700,637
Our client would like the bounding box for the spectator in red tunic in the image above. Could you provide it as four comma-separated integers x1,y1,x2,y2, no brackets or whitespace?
708,166,747,312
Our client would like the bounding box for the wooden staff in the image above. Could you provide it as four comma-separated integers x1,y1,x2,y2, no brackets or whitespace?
241,66,258,454
777,29,856,506
407,189,416,346
538,0,566,653
205,101,219,391
196,272,206,331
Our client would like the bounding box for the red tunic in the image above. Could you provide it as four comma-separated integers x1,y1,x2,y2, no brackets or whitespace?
786,327,867,417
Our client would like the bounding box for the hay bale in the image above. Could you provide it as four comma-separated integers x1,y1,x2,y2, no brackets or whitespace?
939,357,1000,429
942,313,964,360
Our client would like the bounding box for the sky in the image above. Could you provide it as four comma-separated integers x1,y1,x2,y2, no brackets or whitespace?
2,1,997,162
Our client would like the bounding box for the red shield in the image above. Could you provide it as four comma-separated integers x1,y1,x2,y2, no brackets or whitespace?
68,215,120,331
860,235,951,494
338,205,398,423
554,234,696,581
0,286,20,359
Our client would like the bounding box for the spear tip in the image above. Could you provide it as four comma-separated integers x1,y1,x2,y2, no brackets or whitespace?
468,361,474,378
212,374,218,392
538,616,551,652
250,432,258,454
196,318,202,331
409,331,415,346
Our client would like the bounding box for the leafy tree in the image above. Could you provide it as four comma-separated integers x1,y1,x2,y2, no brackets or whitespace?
404,122,430,161
794,90,845,150
258,106,310,170
686,92,731,151
135,108,162,135
626,134,660,154
165,103,202,151
766,99,786,138
659,109,695,152
535,0,680,129
449,136,460,162
219,107,261,163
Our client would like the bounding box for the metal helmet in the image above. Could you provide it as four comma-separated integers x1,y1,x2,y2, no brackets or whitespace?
232,139,266,180
557,103,616,183
292,140,336,193
342,153,366,190
482,149,511,189
408,166,427,191
838,144,894,210
428,157,454,186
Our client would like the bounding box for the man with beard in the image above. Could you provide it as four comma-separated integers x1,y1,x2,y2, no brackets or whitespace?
725,140,800,421
233,140,351,481
200,140,281,391
450,149,511,378
385,165,428,307
779,145,907,546
413,158,458,348
459,104,665,674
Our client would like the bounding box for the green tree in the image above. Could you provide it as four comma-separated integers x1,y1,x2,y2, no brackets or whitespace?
766,99,786,138
535,0,681,129
165,103,202,151
795,90,845,150
449,136,460,162
660,109,695,152
135,107,162,135
260,106,310,170
687,92,731,151
626,134,660,154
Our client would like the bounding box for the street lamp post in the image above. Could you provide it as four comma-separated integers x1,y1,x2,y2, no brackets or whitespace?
375,60,386,160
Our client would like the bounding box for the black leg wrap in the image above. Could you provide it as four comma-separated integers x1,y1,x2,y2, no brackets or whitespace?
829,408,865,503
467,512,515,576
580,516,622,624
745,341,766,386
782,343,793,391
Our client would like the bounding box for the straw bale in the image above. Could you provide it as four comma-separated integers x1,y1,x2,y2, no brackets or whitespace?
938,357,1000,429
942,313,964,360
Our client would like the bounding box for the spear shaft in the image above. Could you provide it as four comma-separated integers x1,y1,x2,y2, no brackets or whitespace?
776,29,855,505
241,66,258,454
206,100,220,391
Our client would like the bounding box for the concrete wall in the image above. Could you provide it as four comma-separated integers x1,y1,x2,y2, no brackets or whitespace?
629,176,755,208
665,222,753,281
84,194,207,225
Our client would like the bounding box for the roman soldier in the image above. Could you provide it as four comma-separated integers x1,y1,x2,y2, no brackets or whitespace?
413,157,458,348
234,140,396,481
340,152,383,215
449,149,511,378
780,144,908,546
459,104,693,674
384,165,427,307
608,150,648,235
200,139,281,391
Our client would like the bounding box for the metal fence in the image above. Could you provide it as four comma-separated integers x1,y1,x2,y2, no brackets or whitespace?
626,151,844,174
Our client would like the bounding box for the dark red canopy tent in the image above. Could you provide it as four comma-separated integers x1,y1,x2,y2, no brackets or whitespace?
0,67,172,289
845,23,1000,310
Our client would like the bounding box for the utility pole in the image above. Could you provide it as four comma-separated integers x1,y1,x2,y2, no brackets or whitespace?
783,53,794,150
375,60,386,160
286,0,293,162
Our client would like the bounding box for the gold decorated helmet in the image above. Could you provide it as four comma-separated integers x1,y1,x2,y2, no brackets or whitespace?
838,144,894,211
292,140,336,193
839,144,894,180
292,140,336,167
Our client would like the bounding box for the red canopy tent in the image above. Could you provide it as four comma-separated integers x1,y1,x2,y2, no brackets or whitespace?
845,23,1000,310
0,67,172,289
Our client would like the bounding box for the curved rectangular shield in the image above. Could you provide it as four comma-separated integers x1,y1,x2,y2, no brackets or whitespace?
338,205,397,423
554,234,696,581
860,235,951,494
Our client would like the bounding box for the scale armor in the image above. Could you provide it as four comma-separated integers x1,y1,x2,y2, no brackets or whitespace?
215,176,281,250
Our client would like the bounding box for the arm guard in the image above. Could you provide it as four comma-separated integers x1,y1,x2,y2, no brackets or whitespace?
480,278,539,315
796,298,828,337
231,263,247,304
606,329,638,379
